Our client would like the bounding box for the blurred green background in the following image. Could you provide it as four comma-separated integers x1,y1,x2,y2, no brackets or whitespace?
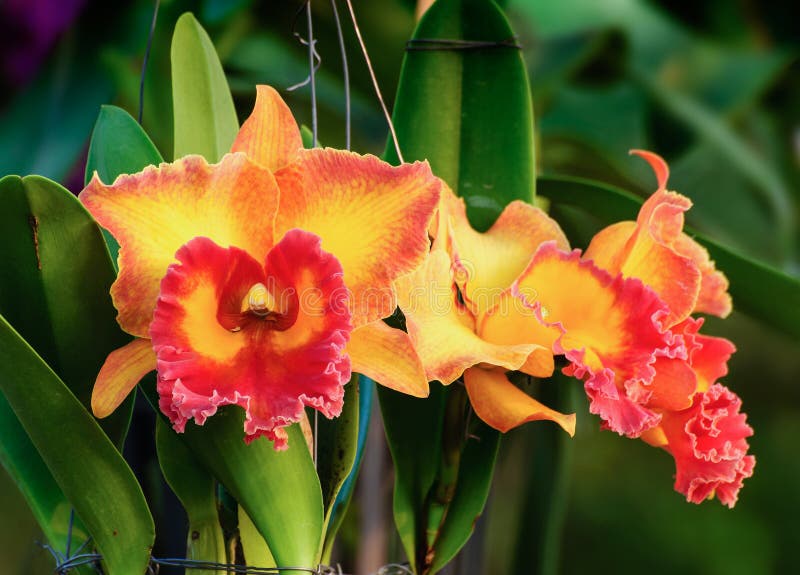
0,0,797,573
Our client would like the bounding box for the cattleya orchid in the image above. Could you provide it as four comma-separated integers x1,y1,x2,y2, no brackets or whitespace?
81,85,441,448
401,150,753,506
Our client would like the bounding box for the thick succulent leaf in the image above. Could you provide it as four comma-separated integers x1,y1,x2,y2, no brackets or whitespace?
386,0,536,231
0,395,91,567
0,175,134,447
142,382,323,570
0,315,154,575
156,419,226,571
171,12,239,161
322,377,374,563
85,104,164,267
538,175,800,339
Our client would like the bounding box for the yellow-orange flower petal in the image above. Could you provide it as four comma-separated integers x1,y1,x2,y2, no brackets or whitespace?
442,188,569,318
477,292,557,378
80,154,279,338
91,338,156,418
584,191,701,327
348,320,429,398
513,242,680,436
463,367,575,435
274,149,441,327
395,250,537,385
231,85,303,172
673,233,732,317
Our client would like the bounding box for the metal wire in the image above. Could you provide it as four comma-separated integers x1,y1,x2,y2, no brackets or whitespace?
330,0,351,150
342,0,403,162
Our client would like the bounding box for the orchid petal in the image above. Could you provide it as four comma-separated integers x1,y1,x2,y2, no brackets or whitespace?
660,384,755,508
463,367,575,435
151,231,351,449
231,85,303,172
512,242,679,436
348,321,429,398
274,149,441,327
442,187,569,319
80,154,279,338
91,338,156,418
396,250,537,385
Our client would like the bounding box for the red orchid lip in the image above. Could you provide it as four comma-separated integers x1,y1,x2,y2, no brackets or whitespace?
150,230,352,449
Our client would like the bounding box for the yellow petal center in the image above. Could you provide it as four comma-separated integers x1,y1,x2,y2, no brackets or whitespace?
243,283,277,316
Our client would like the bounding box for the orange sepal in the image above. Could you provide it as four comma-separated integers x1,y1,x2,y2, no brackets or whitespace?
275,149,441,327
80,153,279,338
584,150,716,327
91,338,156,418
231,85,303,172
396,250,536,385
464,367,576,435
348,320,429,398
673,233,732,317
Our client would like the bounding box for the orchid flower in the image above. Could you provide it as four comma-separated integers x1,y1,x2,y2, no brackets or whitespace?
81,85,441,448
580,150,754,507
400,150,753,506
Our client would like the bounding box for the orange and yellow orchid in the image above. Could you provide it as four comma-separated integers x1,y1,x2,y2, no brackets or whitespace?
399,177,690,438
81,85,441,448
580,151,753,507
401,150,753,506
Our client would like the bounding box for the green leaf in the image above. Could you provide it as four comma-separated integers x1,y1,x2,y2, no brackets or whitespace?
142,383,323,570
85,105,164,266
171,12,239,161
0,175,134,448
428,415,500,574
0,315,154,575
0,395,91,565
317,376,360,561
538,175,800,339
85,105,163,185
379,385,447,573
386,0,536,231
238,508,276,569
323,377,375,563
156,419,226,573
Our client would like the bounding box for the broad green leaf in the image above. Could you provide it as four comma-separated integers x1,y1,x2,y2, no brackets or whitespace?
318,377,360,561
0,175,133,447
322,377,375,563
85,105,164,267
85,105,163,185
386,0,536,231
142,383,323,571
239,508,276,569
0,395,91,570
171,12,239,161
538,175,800,339
156,419,226,574
0,315,154,575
